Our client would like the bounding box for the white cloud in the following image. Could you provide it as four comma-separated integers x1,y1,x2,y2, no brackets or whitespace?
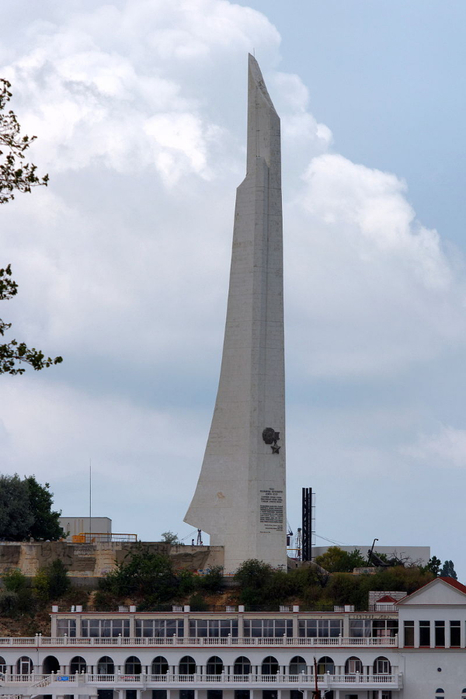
403,426,466,469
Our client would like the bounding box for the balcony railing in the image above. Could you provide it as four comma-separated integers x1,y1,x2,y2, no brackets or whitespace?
0,672,403,691
0,636,398,648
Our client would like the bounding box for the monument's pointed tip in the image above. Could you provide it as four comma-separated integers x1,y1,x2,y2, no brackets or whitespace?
247,53,276,113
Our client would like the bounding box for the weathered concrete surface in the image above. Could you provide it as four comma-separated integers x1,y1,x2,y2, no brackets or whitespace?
185,55,286,573
0,542,224,578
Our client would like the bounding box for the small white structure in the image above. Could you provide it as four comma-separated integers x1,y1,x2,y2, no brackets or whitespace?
185,55,286,573
59,517,111,540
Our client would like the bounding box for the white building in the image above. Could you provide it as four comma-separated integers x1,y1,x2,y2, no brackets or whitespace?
0,577,465,699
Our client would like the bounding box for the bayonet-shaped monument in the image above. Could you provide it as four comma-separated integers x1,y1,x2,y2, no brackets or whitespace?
185,55,286,572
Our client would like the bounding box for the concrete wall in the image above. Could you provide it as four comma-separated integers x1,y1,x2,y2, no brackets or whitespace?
0,541,224,578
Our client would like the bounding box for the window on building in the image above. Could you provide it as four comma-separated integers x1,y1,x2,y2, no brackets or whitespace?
136,619,183,638
434,689,444,699
316,657,334,675
289,656,307,675
179,657,196,675
82,619,130,638
189,619,238,638
152,692,167,699
403,621,414,646
373,657,391,675
299,619,342,638
97,657,115,675
126,691,137,699
179,692,194,699
244,620,292,638
372,619,398,638
419,621,430,647
56,619,77,637
349,620,371,638
233,657,251,675
207,691,222,699
17,657,33,675
234,692,249,699
125,657,142,675
70,656,87,674
0,657,6,674
152,657,169,675
435,621,445,647
451,621,461,647
261,657,279,676
461,688,466,699
206,657,223,675
345,657,362,674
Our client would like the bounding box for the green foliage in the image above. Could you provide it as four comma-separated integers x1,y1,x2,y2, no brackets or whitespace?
3,568,28,593
234,559,275,607
315,546,367,573
0,474,64,541
99,546,177,602
33,559,70,602
197,567,224,594
421,556,442,577
0,474,33,539
161,531,182,545
189,592,208,611
0,590,20,615
0,79,62,375
25,476,64,540
440,560,457,580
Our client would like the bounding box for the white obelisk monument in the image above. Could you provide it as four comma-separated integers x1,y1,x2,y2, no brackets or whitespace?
185,55,286,573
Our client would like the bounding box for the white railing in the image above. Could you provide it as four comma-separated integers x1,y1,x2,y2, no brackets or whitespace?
0,635,398,648
0,672,402,689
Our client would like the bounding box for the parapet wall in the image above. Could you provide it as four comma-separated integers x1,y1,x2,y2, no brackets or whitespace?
0,541,224,579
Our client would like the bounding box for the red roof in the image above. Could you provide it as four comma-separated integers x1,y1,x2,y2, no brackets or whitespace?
376,595,397,603
438,577,466,594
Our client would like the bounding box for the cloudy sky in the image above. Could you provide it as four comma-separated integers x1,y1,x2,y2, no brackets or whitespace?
1,0,466,576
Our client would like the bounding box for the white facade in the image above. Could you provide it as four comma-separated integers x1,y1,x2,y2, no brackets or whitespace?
1,578,466,699
185,55,286,572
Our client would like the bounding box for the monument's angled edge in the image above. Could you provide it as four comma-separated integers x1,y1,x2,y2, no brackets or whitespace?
184,54,286,573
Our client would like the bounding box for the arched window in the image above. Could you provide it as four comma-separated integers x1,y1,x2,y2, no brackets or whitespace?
373,656,391,675
0,657,7,674
435,690,444,699
97,656,114,675
461,688,466,699
42,656,60,674
234,657,251,675
317,657,334,675
125,657,142,675
206,657,223,675
152,657,169,675
345,657,362,674
17,657,33,675
70,656,87,674
179,656,196,675
289,656,307,675
261,656,279,676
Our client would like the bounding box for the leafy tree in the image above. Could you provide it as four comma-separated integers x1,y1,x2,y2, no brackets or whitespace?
2,568,28,593
315,546,367,573
0,78,62,375
197,566,224,594
0,474,33,539
234,559,275,607
33,559,74,603
25,476,64,540
0,474,64,541
422,556,442,577
99,546,177,602
161,531,182,545
440,560,457,580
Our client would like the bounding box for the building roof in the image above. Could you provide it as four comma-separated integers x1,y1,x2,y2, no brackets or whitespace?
397,576,466,605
